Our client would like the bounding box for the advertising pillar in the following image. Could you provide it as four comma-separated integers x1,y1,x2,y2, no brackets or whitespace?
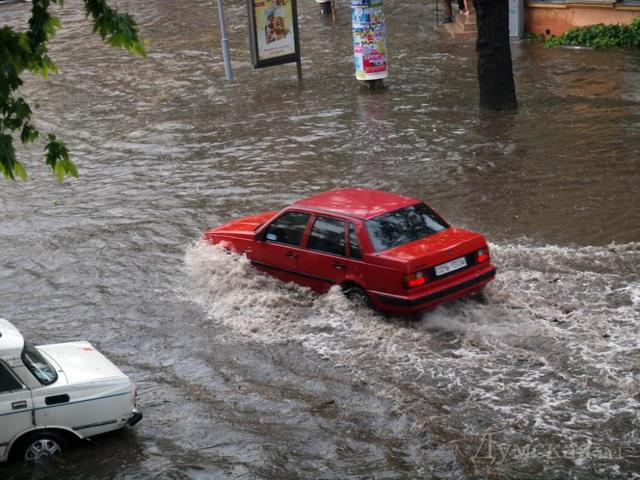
351,0,388,87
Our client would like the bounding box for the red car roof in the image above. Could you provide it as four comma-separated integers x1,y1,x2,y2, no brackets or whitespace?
294,188,418,220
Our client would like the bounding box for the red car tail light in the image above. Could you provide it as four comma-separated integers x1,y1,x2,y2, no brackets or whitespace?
403,271,427,289
476,248,490,263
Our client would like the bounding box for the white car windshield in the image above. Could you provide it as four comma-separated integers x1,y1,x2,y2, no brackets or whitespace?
22,341,58,385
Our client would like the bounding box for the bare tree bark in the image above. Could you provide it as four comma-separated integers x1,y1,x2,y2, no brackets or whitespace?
476,0,518,111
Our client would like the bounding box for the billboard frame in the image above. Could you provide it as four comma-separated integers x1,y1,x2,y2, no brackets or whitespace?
247,0,302,69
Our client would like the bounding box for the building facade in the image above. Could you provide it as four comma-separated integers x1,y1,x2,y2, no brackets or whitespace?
526,0,640,36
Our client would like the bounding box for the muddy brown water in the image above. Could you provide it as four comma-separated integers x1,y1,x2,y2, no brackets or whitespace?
1,0,639,478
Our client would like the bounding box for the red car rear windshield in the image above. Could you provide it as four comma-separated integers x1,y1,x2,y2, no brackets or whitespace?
366,203,449,252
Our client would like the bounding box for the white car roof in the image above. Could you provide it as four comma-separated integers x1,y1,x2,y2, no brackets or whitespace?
0,318,25,360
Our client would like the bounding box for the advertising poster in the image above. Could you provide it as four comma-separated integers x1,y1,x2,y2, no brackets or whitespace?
248,0,301,68
351,0,388,81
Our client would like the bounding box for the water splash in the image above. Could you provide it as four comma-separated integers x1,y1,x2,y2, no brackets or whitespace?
185,239,640,475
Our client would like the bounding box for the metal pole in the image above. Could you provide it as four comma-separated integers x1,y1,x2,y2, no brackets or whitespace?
296,59,303,83
216,0,233,81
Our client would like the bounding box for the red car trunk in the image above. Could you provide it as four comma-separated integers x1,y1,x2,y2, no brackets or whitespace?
379,228,486,273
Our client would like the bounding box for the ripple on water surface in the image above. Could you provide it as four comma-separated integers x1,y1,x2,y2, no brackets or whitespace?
185,240,640,478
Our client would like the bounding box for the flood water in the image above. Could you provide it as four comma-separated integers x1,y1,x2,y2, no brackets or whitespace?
1,0,639,478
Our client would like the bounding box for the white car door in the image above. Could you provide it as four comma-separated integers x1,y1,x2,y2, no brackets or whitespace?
0,362,33,462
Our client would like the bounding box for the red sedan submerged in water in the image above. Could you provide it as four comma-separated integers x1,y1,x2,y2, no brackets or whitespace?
204,188,496,315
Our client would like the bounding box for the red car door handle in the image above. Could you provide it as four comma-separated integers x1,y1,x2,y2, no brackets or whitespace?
286,252,298,259
333,262,347,269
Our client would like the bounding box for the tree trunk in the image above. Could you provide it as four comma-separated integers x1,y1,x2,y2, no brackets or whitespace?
476,0,518,111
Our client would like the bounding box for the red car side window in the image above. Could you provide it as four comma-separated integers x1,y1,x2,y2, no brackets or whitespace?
264,211,311,246
348,223,362,259
308,216,346,256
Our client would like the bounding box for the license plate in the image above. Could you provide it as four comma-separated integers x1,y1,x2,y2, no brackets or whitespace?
434,256,467,276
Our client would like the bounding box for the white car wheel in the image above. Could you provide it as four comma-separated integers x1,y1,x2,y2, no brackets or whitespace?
22,433,66,463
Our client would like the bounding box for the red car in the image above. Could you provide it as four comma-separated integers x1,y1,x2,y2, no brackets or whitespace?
203,188,496,315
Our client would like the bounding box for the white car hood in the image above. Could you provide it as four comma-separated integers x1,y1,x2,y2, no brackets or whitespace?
38,341,128,386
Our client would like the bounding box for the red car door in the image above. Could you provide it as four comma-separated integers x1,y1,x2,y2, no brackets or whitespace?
298,215,361,293
250,210,311,284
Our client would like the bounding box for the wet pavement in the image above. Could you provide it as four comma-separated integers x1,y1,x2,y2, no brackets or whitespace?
0,0,639,478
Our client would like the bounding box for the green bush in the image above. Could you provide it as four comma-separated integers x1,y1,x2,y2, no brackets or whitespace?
543,18,640,49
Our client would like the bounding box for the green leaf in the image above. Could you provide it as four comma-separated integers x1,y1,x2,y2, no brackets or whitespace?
54,161,65,181
2,0,146,182
44,135,77,181
20,123,39,143
17,32,32,54
13,161,28,181
0,134,18,180
43,15,62,37
543,20,640,49
67,160,79,178
84,0,147,57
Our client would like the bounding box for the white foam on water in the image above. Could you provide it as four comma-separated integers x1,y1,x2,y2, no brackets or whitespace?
184,239,640,468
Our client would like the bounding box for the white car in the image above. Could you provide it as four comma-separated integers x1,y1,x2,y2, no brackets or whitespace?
0,318,142,463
